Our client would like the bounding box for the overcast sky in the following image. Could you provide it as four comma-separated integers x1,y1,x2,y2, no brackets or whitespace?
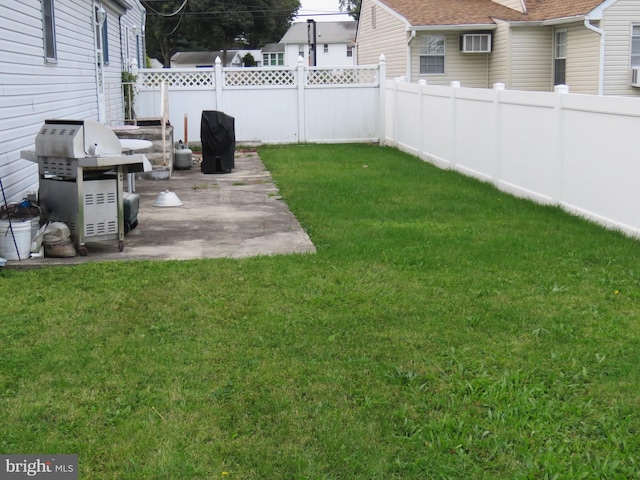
296,0,351,22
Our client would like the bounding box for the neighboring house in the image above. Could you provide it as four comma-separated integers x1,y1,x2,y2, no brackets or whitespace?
0,0,146,202
278,21,357,67
356,0,640,96
171,50,263,68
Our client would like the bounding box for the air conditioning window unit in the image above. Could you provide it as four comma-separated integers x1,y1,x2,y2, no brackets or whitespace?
460,34,492,53
631,67,640,87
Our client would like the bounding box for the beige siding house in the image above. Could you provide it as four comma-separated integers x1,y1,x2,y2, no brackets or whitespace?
357,1,409,78
356,0,640,96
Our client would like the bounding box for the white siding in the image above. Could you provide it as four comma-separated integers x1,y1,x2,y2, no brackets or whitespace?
285,44,305,66
356,0,408,78
601,0,640,96
565,22,600,95
0,0,144,202
284,42,355,67
316,42,356,66
510,26,553,91
411,32,491,87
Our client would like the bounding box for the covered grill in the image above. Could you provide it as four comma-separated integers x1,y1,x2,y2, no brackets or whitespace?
200,110,235,174
24,119,146,255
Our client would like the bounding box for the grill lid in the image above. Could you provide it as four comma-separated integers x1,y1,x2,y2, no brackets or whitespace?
35,119,123,158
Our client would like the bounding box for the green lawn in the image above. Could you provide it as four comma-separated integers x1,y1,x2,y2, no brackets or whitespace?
2,144,640,479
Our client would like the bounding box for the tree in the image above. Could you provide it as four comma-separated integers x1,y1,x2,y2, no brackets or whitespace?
143,0,187,67
243,53,257,67
142,0,300,67
339,0,361,21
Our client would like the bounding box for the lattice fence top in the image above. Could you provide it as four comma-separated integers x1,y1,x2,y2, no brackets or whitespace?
136,65,381,89
307,67,379,86
138,69,214,88
225,68,296,87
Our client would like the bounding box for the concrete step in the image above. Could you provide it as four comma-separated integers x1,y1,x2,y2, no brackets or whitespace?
112,124,174,168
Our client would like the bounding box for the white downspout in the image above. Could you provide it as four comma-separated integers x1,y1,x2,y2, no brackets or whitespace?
407,30,416,82
520,0,527,14
584,17,605,95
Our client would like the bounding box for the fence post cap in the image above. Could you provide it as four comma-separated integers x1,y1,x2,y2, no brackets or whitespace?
493,82,505,90
379,53,386,63
554,84,569,94
215,56,222,65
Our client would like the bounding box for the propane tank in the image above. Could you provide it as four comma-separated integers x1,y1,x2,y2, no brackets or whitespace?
174,140,193,170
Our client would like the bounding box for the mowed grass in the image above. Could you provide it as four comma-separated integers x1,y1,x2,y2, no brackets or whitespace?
2,143,640,479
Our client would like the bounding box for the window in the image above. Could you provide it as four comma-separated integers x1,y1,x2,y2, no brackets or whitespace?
347,45,353,58
262,53,284,66
323,44,329,53
43,0,57,62
419,35,445,74
631,25,640,67
554,30,567,85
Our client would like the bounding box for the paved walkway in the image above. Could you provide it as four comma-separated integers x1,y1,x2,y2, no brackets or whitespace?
5,151,315,268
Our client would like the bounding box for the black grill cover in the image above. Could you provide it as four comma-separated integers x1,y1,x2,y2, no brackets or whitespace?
200,110,235,173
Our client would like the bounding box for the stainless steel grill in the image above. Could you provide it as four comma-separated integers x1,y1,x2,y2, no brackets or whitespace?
24,119,146,255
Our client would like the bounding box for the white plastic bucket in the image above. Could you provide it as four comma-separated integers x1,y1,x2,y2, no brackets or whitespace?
0,218,33,260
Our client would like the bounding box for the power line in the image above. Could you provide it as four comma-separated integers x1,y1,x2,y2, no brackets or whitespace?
146,11,350,17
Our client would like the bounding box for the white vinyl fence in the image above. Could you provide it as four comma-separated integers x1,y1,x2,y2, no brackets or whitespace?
135,57,385,145
132,60,640,238
386,79,640,238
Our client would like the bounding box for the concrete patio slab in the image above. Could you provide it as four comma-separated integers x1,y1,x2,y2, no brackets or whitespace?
3,151,315,268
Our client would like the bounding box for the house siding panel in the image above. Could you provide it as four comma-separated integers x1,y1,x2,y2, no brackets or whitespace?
565,23,600,94
284,41,355,67
602,0,640,96
357,0,408,78
103,3,128,123
1,0,143,202
510,27,553,91
489,20,511,86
